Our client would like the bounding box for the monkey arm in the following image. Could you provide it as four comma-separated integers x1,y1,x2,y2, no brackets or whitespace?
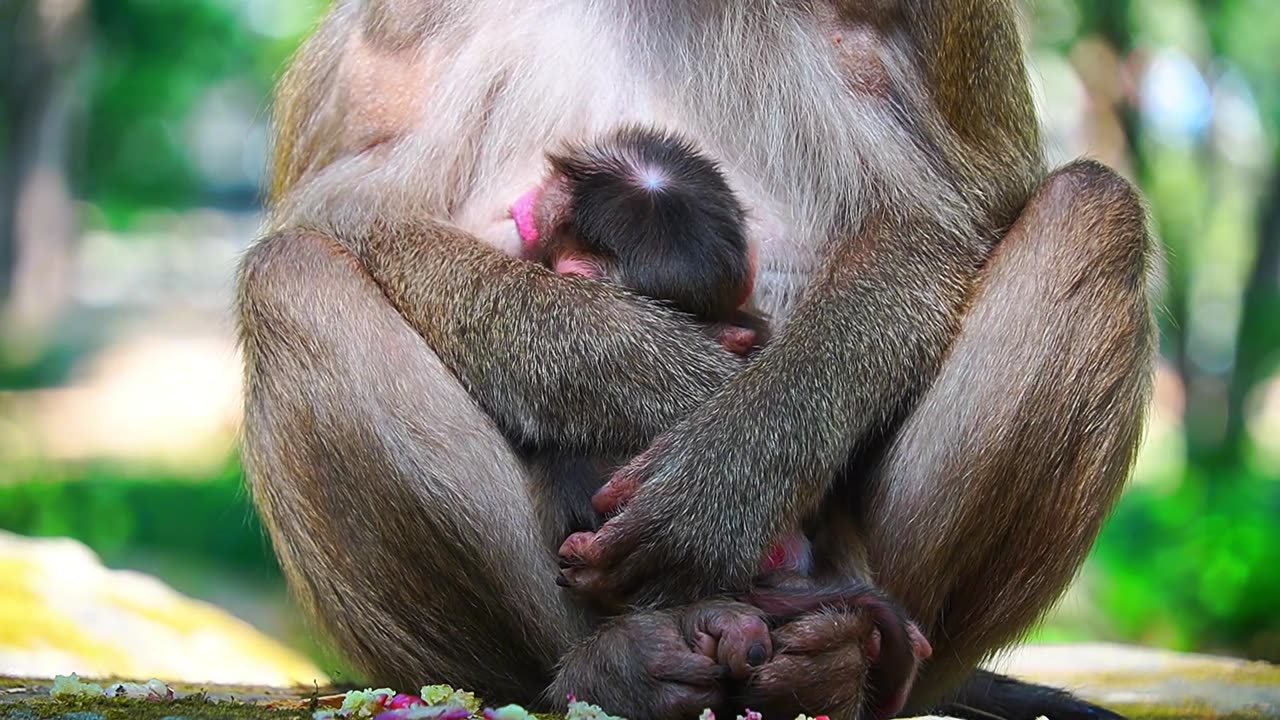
557,204,987,608
341,217,744,455
554,0,1050,610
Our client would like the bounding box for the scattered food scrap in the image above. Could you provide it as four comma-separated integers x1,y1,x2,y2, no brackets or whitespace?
49,673,176,702
104,679,177,701
696,710,823,720
37,674,841,720
313,685,480,720
312,687,828,720
482,705,536,720
49,673,104,699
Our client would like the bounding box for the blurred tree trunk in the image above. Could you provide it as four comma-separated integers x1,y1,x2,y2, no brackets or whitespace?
1073,2,1205,446
1078,1,1268,470
1077,0,1142,173
1200,0,1280,465
1189,2,1280,468
1225,165,1280,459
0,0,87,345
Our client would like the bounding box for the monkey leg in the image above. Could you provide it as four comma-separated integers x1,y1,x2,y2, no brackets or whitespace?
862,160,1155,709
240,229,780,714
238,229,588,698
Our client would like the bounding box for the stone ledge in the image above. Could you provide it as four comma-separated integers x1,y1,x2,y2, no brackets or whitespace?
990,643,1280,718
3,644,1278,720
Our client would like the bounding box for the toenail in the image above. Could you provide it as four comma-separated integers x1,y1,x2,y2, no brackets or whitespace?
747,642,767,667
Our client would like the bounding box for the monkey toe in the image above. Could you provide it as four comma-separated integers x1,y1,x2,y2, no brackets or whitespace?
714,618,772,679
907,622,933,661
625,615,730,718
860,600,928,720
652,683,724,720
746,580,929,720
681,601,774,680
744,612,872,720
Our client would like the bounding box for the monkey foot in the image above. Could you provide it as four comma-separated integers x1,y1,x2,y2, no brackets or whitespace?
745,586,931,720
681,600,774,680
552,601,772,720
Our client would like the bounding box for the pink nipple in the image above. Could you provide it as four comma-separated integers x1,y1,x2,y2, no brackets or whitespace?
510,187,541,254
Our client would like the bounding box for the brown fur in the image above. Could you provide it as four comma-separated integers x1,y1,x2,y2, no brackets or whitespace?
238,1,1155,718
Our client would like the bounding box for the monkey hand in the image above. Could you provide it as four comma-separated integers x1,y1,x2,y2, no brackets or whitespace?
558,412,782,609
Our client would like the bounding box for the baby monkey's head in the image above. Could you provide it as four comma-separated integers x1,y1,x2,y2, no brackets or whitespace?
511,125,753,321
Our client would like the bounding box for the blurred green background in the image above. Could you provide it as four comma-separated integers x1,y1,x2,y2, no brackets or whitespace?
1,0,1278,681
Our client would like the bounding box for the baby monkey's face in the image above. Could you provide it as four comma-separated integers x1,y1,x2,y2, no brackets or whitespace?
509,126,755,323
510,170,612,280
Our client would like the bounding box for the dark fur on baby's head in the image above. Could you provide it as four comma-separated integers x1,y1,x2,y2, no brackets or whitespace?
548,125,750,320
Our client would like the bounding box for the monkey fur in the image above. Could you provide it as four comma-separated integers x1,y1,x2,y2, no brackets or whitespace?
238,2,1156,719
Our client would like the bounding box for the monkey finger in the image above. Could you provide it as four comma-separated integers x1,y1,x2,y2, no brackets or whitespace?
557,516,633,563
592,474,642,515
595,433,677,515
555,566,627,614
553,559,605,591
557,531,599,569
556,531,620,599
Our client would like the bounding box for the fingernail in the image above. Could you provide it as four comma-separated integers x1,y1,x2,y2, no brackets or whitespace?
747,642,767,667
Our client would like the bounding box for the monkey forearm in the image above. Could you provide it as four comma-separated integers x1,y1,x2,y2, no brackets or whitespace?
790,245,973,499
345,219,743,454
657,218,980,546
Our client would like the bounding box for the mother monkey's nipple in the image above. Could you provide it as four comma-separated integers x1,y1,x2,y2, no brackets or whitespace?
510,185,542,254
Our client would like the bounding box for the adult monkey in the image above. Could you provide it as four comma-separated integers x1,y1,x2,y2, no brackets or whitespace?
237,0,1155,719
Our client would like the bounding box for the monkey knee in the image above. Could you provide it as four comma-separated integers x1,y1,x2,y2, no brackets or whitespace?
238,230,363,328
240,230,348,291
989,161,1155,330
1034,160,1153,280
240,231,313,308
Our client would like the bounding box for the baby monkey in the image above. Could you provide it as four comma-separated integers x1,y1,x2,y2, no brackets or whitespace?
510,125,769,354
509,125,811,576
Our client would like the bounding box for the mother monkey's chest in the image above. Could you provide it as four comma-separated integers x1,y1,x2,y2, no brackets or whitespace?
399,2,892,321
